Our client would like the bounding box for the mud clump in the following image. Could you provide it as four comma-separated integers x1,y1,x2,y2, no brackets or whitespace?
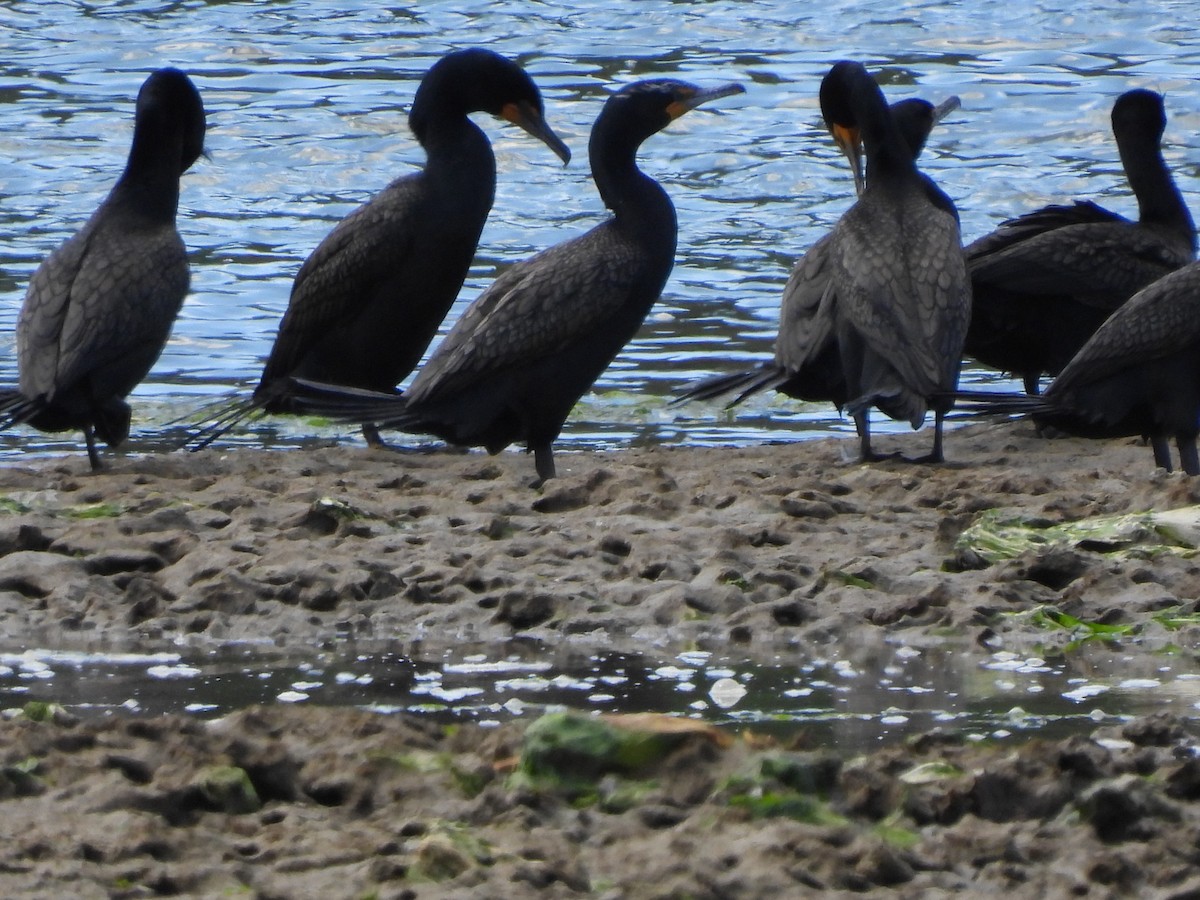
0,707,1194,896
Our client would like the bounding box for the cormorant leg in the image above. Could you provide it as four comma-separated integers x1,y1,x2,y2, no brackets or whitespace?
852,408,900,463
1177,434,1199,476
853,409,873,462
84,425,102,471
531,443,556,488
1022,373,1041,397
904,410,948,465
1151,435,1173,472
921,410,946,464
362,422,388,448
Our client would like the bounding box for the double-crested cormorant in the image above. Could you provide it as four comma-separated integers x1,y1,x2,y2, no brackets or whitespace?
677,87,959,412
964,89,1195,395
0,68,206,469
291,78,744,483
954,261,1200,475
773,61,968,463
188,48,570,448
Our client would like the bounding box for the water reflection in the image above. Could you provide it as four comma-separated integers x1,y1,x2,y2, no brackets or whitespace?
0,0,1197,463
1,640,1195,751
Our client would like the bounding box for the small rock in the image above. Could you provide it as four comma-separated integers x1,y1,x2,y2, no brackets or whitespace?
638,804,686,829
1078,774,1181,841
0,523,52,555
480,516,511,540
760,751,841,794
599,535,632,558
682,584,746,616
494,592,557,630
463,462,503,481
1018,547,1090,590
771,597,809,626
105,754,155,785
971,768,1068,822
1122,712,1188,747
839,764,899,820
0,551,86,598
532,483,592,513
1166,758,1200,801
196,766,261,815
855,842,914,886
414,832,474,881
781,497,837,519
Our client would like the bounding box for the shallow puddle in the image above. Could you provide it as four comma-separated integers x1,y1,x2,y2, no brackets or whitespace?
1,639,1196,751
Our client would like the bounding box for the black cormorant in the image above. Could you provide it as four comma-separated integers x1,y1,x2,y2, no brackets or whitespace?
290,78,744,483
677,89,959,413
188,48,570,448
964,89,1195,395
954,261,1200,475
755,62,968,463
0,68,206,469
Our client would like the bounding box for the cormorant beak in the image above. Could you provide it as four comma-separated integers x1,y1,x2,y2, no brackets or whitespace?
931,95,961,126
666,82,745,120
503,100,572,165
830,122,865,197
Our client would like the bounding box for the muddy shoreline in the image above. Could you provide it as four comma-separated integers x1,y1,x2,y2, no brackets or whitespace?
0,423,1198,897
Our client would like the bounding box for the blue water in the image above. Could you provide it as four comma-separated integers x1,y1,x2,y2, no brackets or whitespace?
0,0,1198,459
1,3,1199,739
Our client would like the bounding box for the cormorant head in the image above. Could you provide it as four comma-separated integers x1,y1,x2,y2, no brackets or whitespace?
410,48,570,164
591,78,744,152
889,95,960,163
1111,88,1166,145
820,61,870,196
136,67,206,174
819,61,954,195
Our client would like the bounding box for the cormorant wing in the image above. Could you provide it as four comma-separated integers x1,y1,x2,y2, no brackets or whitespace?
16,222,94,400
968,217,1184,311
776,232,838,373
260,175,423,383
966,200,1125,258
20,213,188,402
408,225,644,404
1050,263,1200,394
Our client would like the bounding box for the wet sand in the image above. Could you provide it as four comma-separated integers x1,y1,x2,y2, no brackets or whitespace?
0,422,1198,897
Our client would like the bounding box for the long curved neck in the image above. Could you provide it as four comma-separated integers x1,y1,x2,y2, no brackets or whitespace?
1121,133,1196,250
855,79,920,190
417,114,497,218
109,122,183,222
589,123,676,242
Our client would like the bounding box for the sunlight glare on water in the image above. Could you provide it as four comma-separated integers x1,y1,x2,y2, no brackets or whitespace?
0,1,1197,460
1,640,1197,750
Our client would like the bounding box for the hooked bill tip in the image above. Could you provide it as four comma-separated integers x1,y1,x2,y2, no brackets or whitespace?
931,95,962,124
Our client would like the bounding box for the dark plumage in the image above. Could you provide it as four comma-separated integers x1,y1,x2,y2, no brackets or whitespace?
964,89,1195,394
829,62,970,463
677,90,959,412
719,61,966,463
0,68,205,469
954,261,1200,475
291,78,744,483
188,48,570,448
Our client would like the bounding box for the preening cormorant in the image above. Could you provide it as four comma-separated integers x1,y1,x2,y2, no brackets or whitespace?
954,261,1200,475
290,78,744,483
964,89,1195,395
187,48,570,449
747,61,968,463
677,88,959,413
0,68,206,469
